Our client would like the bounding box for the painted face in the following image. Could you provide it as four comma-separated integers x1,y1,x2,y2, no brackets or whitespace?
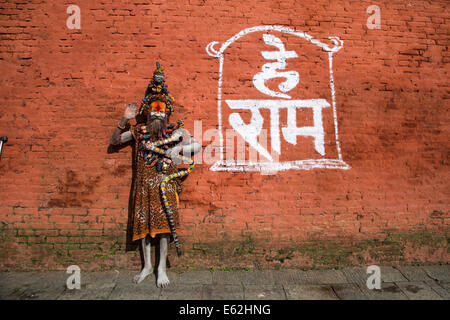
149,101,167,119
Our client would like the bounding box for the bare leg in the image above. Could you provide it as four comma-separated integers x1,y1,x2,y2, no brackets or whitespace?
133,237,153,284
156,234,170,288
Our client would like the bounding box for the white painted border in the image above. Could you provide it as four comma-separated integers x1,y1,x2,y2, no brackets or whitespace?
206,25,350,171
210,159,351,172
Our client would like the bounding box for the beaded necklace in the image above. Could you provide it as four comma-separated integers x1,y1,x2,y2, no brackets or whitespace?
138,120,194,257
137,121,182,172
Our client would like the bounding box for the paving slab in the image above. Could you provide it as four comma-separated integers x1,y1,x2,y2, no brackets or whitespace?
284,284,339,300
342,267,370,285
165,271,181,284
78,271,121,284
243,285,286,300
357,282,408,300
159,283,203,300
109,286,161,300
240,270,275,285
271,270,303,285
332,283,368,300
422,265,450,281
395,266,433,281
58,283,116,300
175,271,212,285
424,280,450,300
1,266,449,300
396,281,443,300
380,266,408,282
212,270,276,285
202,284,244,300
305,269,348,284
212,271,245,285
0,272,43,299
57,271,119,300
10,271,67,300
278,270,316,285
437,281,450,291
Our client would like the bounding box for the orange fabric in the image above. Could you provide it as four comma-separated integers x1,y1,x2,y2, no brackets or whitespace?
131,125,182,241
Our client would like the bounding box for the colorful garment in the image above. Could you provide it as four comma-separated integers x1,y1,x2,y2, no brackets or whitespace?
131,124,182,241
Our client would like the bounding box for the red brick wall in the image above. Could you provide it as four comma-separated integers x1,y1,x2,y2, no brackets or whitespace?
0,0,448,270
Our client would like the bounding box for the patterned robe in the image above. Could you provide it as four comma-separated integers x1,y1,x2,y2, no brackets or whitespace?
131,124,182,241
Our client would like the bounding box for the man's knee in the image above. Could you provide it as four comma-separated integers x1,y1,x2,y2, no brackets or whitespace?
144,235,152,245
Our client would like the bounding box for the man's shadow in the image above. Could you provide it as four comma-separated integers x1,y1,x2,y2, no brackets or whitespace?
107,139,140,255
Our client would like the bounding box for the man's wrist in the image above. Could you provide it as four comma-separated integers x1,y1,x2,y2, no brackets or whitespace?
118,118,128,129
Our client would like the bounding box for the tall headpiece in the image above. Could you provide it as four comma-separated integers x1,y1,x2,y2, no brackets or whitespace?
153,62,164,77
138,61,175,116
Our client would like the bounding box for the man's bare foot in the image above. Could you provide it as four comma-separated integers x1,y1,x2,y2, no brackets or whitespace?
157,269,170,288
133,267,152,284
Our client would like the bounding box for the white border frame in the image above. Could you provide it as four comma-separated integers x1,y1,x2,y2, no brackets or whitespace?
206,25,350,172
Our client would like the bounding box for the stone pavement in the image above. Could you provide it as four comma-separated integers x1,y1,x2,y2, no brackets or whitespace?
0,265,448,300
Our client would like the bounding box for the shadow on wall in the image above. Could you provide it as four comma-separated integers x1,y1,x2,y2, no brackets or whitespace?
107,136,138,254
47,170,102,208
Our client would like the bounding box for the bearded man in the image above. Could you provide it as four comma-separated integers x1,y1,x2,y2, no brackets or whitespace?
109,62,201,287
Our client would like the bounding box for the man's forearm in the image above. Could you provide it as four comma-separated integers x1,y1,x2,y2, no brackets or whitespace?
174,128,202,155
180,141,201,155
110,117,129,145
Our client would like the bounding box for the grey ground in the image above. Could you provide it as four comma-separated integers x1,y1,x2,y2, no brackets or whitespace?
0,265,448,300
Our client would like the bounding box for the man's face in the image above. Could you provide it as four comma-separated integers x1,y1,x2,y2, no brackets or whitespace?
146,101,168,138
147,101,167,122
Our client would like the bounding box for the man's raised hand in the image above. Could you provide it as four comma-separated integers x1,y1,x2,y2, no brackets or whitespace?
123,102,138,120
